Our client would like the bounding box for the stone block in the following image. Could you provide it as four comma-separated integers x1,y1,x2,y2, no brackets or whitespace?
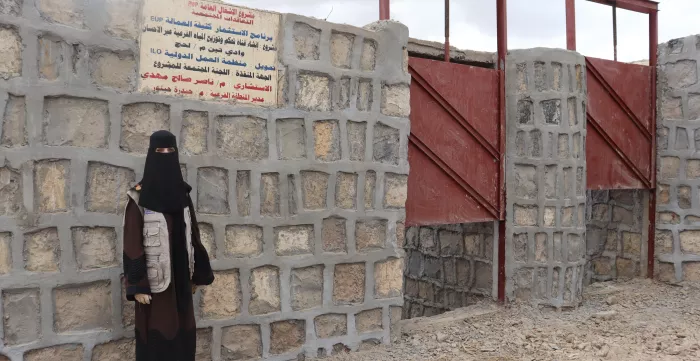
38,36,63,80
322,217,347,253
661,96,683,120
530,129,542,157
561,206,574,227
612,206,634,225
338,77,351,110
656,230,673,255
687,159,700,178
659,211,680,224
249,266,280,315
355,308,382,333
120,103,170,153
2,289,40,345
194,328,212,361
333,263,365,304
201,270,241,319
225,225,262,258
616,258,637,278
542,99,562,125
0,0,21,16
375,257,403,299
301,171,329,210
665,59,698,89
374,122,400,164
34,159,69,213
296,73,331,111
518,99,534,125
336,172,357,209
658,127,669,150
357,79,373,111
314,120,341,161
331,32,354,68
440,229,462,256
656,262,675,283
85,162,135,214
680,230,700,254
25,344,84,361
277,118,306,160
514,205,538,226
567,234,583,262
683,262,700,281
91,339,135,361
356,219,387,252
105,0,140,40
261,173,280,217
513,233,527,262
36,0,84,27
221,325,262,361
347,120,367,161
90,50,135,91
544,207,556,227
381,83,410,117
120,278,133,328
216,116,268,161
534,62,546,91
198,223,215,259
622,232,642,256
396,221,406,249
315,314,347,339
558,134,569,158
1,94,26,147
180,110,208,156
535,233,547,262
0,27,22,79
72,227,116,270
236,171,251,217
365,170,376,209
676,127,689,149
689,93,700,120
197,167,229,215
54,281,112,333
270,320,306,355
0,166,22,216
294,22,320,60
291,265,324,311
464,233,481,256
24,227,60,272
0,233,10,274
361,39,377,71
514,164,537,199
275,225,313,256
384,173,407,208
43,96,110,148
679,185,692,209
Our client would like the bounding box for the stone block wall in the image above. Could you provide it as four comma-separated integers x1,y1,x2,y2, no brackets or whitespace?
585,190,648,283
656,34,700,283
505,49,587,307
0,2,409,360
402,222,495,319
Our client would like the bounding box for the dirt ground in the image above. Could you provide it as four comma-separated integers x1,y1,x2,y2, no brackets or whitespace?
323,279,700,361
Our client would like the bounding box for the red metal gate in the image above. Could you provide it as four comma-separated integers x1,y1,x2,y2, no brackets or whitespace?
405,57,504,226
586,57,654,189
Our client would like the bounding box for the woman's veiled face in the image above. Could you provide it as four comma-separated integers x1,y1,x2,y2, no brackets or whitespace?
155,147,176,154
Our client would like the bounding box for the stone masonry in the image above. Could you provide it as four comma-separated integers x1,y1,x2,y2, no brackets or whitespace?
402,222,495,319
505,49,587,307
0,2,409,360
585,190,648,283
656,34,700,283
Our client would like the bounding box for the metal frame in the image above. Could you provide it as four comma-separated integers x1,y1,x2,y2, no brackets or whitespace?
379,0,509,302
565,0,659,279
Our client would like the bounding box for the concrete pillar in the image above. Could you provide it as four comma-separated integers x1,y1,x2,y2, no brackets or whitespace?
504,48,587,307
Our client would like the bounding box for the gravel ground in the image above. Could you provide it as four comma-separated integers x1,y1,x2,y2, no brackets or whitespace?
321,279,700,361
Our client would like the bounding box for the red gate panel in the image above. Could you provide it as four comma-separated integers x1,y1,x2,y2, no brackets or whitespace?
586,57,653,189
406,57,503,226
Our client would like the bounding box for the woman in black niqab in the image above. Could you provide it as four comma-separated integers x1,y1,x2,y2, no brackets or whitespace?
123,130,214,361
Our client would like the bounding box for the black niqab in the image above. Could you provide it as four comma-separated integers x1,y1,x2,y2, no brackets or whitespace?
138,130,190,213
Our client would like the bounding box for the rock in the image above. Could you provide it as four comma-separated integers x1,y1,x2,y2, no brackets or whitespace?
435,332,448,342
591,310,617,320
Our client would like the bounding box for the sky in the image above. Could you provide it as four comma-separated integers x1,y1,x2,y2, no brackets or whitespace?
226,0,700,62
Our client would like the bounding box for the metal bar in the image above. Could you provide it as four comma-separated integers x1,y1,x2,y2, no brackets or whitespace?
586,58,653,141
647,9,658,279
587,113,652,188
408,135,500,219
612,5,618,61
379,0,390,20
408,64,501,158
566,0,576,50
586,0,658,14
444,0,450,62
496,0,507,303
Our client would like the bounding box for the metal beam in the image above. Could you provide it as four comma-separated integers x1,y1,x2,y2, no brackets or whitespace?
444,0,450,62
379,0,390,20
586,0,658,14
566,0,576,50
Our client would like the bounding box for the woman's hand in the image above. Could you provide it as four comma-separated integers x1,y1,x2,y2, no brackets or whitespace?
135,294,152,304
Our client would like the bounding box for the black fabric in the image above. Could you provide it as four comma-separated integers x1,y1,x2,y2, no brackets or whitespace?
138,130,190,214
169,210,191,314
124,253,147,285
135,329,196,361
